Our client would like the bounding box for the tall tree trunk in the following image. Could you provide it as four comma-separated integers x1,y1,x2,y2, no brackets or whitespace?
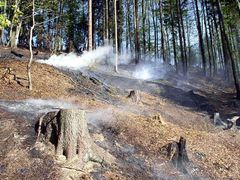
202,0,212,76
166,27,171,62
14,18,22,48
212,9,224,72
88,0,93,51
151,0,157,60
114,0,119,73
148,6,151,53
159,0,165,62
170,2,178,73
177,0,185,75
27,0,35,90
216,0,240,99
8,0,20,48
134,0,140,64
207,7,217,75
105,0,109,44
142,0,146,55
1,0,7,46
236,0,240,15
179,0,188,74
126,0,131,51
194,0,207,76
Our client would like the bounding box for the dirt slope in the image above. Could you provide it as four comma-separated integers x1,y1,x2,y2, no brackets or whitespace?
0,57,239,179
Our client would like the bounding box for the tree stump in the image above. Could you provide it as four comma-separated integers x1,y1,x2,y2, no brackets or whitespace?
35,109,115,167
127,90,140,103
160,137,189,173
56,109,92,162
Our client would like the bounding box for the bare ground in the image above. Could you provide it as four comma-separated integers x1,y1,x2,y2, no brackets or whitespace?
0,47,240,179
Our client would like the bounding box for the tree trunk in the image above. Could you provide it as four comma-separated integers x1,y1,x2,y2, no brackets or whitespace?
126,0,131,52
159,0,165,62
207,6,217,75
14,19,22,48
134,0,140,64
194,0,206,76
36,109,115,167
170,1,178,73
236,0,240,15
105,0,109,44
216,0,240,99
27,0,35,90
114,0,119,73
202,0,212,77
142,0,146,55
88,0,93,51
177,0,185,75
56,110,91,162
0,0,7,46
179,0,188,75
160,137,189,173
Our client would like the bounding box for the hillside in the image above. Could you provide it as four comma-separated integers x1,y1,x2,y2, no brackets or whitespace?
0,48,239,179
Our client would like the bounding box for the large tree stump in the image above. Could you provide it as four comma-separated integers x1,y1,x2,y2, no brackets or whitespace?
35,109,115,167
55,109,92,162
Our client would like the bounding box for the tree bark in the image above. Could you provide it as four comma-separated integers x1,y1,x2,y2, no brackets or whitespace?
14,18,22,48
170,1,178,73
194,0,207,76
88,0,93,51
27,0,35,90
114,0,119,73
36,109,115,167
105,0,109,45
134,0,140,64
142,0,146,55
0,0,7,46
216,0,240,99
159,0,165,62
56,110,91,162
202,0,212,76
176,0,186,75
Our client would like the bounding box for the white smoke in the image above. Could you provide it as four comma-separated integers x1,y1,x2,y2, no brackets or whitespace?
0,99,80,115
132,65,153,80
38,46,114,70
132,62,170,80
38,45,174,81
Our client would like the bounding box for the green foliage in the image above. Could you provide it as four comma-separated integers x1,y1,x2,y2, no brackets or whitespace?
0,1,5,7
11,3,23,25
0,0,9,29
0,14,10,29
221,0,240,26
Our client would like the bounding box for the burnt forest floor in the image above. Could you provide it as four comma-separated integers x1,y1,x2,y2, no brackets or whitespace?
0,47,240,180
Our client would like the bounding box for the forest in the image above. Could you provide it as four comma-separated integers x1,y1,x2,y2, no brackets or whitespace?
0,0,240,179
0,0,240,97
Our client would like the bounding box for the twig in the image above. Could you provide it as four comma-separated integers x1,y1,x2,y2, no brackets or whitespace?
60,166,86,173
36,114,44,143
69,77,76,84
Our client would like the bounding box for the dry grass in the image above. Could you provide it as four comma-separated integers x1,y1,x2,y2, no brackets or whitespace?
0,60,74,100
